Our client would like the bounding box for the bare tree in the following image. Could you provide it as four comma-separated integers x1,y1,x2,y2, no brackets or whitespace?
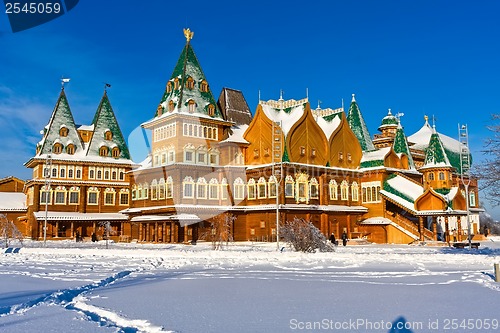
279,217,334,253
202,213,235,250
0,214,24,248
475,114,500,206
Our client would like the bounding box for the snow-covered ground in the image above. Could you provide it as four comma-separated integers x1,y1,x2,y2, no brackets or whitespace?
1,238,500,333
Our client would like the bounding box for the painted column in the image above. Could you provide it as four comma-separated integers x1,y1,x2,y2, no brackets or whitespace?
155,222,158,242
432,216,437,241
146,223,150,242
70,222,74,238
444,216,450,244
457,216,462,242
418,217,424,241
55,221,59,238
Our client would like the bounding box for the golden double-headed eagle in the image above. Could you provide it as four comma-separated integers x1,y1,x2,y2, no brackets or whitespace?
183,28,194,42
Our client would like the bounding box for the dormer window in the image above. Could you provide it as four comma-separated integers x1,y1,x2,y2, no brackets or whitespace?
53,143,63,154
99,146,109,157
112,147,120,158
66,144,75,155
174,78,179,90
264,148,270,157
311,148,316,157
347,153,352,162
338,151,343,161
168,100,175,112
59,127,68,137
253,149,259,158
186,77,195,89
188,100,196,113
200,80,208,93
300,146,306,156
166,81,172,93
104,130,113,140
208,104,215,116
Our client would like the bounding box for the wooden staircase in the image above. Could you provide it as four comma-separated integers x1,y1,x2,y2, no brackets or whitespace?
388,212,434,241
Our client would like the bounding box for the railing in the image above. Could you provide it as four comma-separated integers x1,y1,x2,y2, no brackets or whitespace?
388,212,434,240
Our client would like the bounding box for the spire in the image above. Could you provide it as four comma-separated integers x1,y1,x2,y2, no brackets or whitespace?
154,28,222,119
86,91,130,159
37,88,83,157
422,125,451,169
392,121,416,169
346,94,375,151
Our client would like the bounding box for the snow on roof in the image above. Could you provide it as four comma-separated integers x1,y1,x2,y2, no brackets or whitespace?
31,154,136,165
0,193,26,211
33,212,128,221
361,147,391,162
133,154,152,171
315,115,341,140
78,124,95,131
360,217,392,225
408,120,465,154
386,175,424,201
260,99,306,137
220,124,249,144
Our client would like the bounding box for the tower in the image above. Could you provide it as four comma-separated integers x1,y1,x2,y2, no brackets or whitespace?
420,125,453,191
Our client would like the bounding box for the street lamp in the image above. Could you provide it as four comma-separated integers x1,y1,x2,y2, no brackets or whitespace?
458,123,471,248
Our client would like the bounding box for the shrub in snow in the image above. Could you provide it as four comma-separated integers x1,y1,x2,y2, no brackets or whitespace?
0,214,24,248
279,217,334,253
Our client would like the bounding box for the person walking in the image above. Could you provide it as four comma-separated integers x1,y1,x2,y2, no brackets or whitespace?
342,231,348,246
329,233,337,246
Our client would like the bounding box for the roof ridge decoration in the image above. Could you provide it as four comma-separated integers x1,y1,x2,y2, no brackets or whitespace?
154,28,222,120
346,94,376,152
36,88,84,156
86,91,131,159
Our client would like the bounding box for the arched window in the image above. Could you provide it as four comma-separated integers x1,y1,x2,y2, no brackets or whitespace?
257,177,267,199
247,178,256,200
296,173,308,202
438,172,445,180
168,100,175,112
183,176,194,198
166,176,173,198
53,143,63,154
351,181,359,202
59,126,68,137
200,80,208,92
329,180,338,200
143,182,149,199
209,178,219,200
233,178,245,200
69,186,79,204
89,169,95,179
104,188,116,205
208,104,215,116
119,189,129,205
173,78,179,90
268,175,277,198
285,175,294,198
158,178,165,200
197,145,207,165
197,177,207,199
40,185,52,204
151,179,158,200
310,177,319,199
340,180,349,200
220,178,228,200
104,130,113,140
68,168,74,178
112,147,120,158
112,171,117,180
166,81,172,93
186,77,194,89
87,187,99,205
60,168,65,178
104,170,110,180
188,100,196,113
428,172,435,181
66,144,75,155
99,146,109,157
54,186,66,205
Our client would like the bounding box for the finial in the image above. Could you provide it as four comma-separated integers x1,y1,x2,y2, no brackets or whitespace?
424,115,428,123
317,100,322,109
258,89,261,103
104,83,111,92
183,28,194,43
306,87,309,100
351,93,356,102
388,108,392,115
61,77,70,90
279,89,284,101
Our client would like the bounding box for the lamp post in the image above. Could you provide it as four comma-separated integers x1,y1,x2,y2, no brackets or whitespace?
43,153,53,246
458,123,471,248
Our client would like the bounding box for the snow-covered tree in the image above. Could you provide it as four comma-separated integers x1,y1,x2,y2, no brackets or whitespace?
0,214,23,248
279,217,334,253
475,114,500,206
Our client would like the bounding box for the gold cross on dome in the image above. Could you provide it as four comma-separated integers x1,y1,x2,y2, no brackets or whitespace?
183,28,194,42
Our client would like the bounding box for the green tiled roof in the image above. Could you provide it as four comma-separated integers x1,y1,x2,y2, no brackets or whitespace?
392,124,416,169
347,94,375,152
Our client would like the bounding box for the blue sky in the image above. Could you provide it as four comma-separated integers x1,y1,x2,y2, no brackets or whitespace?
0,0,499,219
